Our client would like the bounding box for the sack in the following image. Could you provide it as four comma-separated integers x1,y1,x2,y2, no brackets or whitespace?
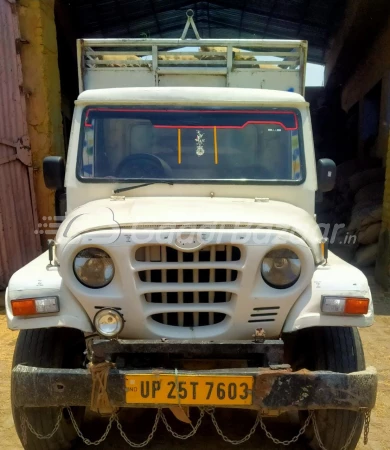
354,243,378,267
349,167,385,192
355,182,384,204
158,54,197,61
348,202,382,231
357,222,382,245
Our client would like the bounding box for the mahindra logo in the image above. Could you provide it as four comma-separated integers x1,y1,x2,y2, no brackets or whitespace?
175,233,207,249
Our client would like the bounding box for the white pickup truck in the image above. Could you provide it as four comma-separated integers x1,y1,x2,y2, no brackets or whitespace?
7,18,376,450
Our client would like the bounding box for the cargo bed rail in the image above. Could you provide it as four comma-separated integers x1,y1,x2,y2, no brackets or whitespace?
77,38,307,95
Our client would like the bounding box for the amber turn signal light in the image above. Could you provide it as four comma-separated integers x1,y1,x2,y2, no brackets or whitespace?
344,298,370,315
11,299,36,316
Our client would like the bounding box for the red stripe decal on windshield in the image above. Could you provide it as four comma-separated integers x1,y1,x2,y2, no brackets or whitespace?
84,108,298,130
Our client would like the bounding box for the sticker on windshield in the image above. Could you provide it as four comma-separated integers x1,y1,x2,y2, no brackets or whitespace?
195,130,206,156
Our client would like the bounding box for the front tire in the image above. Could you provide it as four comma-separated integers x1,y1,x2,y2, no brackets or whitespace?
297,327,365,450
11,328,86,450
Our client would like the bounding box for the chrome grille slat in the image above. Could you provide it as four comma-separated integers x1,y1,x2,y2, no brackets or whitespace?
145,247,151,302
139,283,237,294
135,262,241,270
138,271,238,283
161,246,168,325
226,245,232,301
147,299,230,313
208,246,216,325
178,251,184,326
193,251,199,327
151,313,226,327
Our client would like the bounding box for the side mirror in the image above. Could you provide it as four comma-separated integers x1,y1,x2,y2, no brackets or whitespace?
43,156,65,189
317,158,336,192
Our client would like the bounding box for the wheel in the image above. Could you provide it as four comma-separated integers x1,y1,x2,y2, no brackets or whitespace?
296,327,365,450
11,328,86,450
115,153,172,178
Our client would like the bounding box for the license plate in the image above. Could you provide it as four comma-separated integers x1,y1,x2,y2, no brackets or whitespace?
125,374,253,405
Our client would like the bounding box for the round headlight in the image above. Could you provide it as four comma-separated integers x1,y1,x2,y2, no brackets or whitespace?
94,308,124,337
261,248,301,289
73,248,114,288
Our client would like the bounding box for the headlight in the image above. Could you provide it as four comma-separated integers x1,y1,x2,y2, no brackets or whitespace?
94,308,124,337
261,248,301,289
73,248,114,288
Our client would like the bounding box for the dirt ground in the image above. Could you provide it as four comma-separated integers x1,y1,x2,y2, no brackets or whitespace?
0,286,389,450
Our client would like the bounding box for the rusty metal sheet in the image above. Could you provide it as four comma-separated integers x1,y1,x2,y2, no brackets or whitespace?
0,0,41,288
91,339,285,365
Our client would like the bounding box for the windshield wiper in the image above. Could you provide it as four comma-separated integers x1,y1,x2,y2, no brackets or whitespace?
113,181,174,194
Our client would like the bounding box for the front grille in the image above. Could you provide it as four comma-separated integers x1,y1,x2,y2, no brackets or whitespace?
134,244,240,327
151,312,226,327
139,269,238,283
135,245,241,262
146,291,232,304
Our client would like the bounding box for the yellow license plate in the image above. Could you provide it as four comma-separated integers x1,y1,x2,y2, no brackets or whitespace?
125,374,253,405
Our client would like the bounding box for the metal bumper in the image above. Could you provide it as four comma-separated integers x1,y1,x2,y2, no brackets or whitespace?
12,364,377,411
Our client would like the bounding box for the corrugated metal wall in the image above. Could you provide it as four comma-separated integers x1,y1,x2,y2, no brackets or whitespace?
0,0,41,289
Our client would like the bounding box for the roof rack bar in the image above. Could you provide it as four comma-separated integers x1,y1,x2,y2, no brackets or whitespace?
80,38,305,48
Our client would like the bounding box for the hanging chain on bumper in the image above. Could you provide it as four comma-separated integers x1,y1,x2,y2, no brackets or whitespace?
205,407,261,445
364,410,371,445
20,405,371,448
260,411,313,446
68,407,116,446
115,409,161,448
161,408,205,440
312,410,368,450
20,407,64,446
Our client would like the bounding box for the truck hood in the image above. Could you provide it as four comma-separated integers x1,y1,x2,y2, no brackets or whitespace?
56,197,323,261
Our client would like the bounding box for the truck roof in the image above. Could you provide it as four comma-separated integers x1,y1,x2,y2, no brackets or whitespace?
76,87,306,106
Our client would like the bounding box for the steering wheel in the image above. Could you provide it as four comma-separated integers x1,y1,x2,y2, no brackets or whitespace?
115,154,172,179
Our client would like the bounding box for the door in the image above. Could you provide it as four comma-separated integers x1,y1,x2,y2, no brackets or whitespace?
0,0,41,289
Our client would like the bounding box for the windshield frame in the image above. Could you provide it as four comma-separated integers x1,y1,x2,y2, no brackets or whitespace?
76,105,306,186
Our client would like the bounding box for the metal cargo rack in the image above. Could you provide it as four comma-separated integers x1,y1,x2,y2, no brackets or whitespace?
77,37,307,95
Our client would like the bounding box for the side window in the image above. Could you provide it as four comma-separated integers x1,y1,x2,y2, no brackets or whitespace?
81,119,95,177
291,129,301,180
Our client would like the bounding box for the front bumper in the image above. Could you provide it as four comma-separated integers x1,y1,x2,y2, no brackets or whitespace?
12,339,377,412
13,365,377,411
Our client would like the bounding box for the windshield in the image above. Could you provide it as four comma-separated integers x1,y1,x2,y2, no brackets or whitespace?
78,107,303,183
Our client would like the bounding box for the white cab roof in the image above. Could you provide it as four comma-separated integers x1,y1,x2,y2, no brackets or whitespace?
76,87,306,105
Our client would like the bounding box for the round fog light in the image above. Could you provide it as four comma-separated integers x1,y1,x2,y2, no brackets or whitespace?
94,309,124,337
